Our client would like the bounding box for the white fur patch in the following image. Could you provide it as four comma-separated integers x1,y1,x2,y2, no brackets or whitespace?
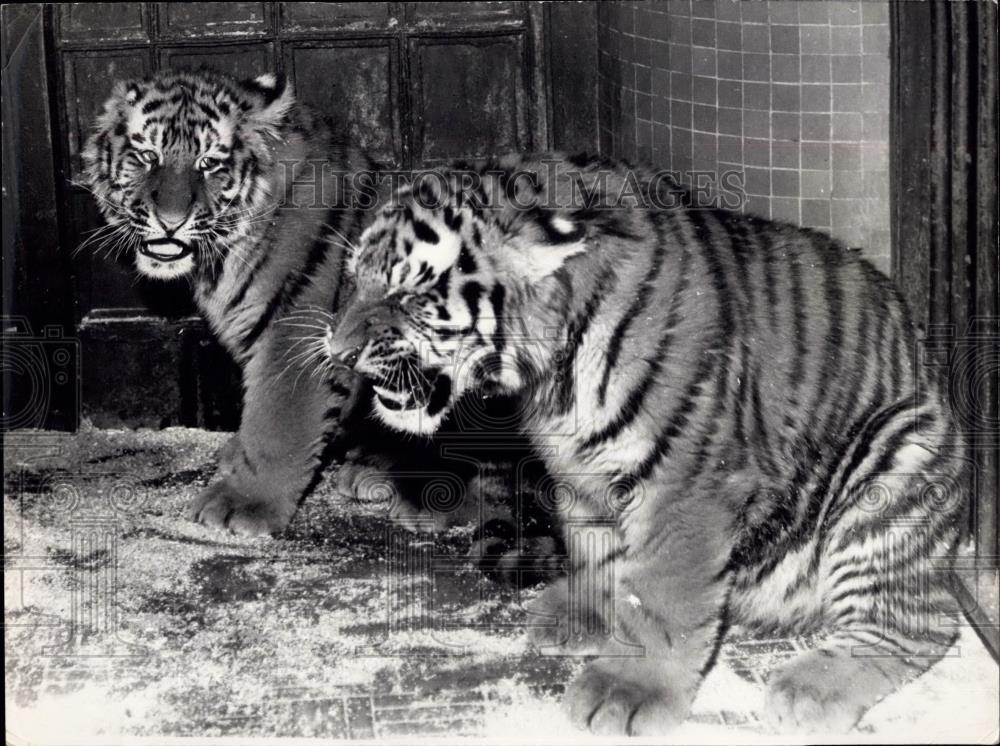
410,223,461,277
550,216,576,235
135,252,194,280
254,73,278,89
372,397,446,436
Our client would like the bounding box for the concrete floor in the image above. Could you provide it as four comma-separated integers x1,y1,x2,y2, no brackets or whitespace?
5,426,998,743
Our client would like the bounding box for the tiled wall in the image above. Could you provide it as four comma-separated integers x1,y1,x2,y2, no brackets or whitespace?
598,0,892,271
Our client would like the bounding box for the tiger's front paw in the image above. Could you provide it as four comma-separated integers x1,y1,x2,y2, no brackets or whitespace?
566,661,688,736
187,480,293,537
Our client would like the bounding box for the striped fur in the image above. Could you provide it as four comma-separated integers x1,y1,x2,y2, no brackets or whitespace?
319,154,968,734
82,68,374,535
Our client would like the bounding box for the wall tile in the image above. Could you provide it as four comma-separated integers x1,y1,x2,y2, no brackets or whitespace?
597,0,890,259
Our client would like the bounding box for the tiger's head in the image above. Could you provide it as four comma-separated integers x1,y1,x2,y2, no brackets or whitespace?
322,176,588,435
82,69,294,279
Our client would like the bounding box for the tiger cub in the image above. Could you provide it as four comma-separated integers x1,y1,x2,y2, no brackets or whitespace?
315,154,968,734
81,68,380,535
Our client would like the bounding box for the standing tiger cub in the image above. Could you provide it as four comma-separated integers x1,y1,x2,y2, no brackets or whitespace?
317,155,968,734
81,68,380,535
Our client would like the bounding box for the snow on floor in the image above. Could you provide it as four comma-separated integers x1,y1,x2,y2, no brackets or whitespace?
4,427,998,744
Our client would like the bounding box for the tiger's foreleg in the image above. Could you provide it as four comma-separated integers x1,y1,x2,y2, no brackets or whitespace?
558,493,735,735
187,334,360,536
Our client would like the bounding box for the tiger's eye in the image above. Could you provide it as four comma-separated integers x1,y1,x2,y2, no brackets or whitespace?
199,156,222,173
137,150,158,166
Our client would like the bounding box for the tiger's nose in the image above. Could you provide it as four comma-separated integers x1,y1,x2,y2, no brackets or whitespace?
158,209,189,231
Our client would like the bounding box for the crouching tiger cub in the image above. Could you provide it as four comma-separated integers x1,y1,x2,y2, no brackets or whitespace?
315,155,968,734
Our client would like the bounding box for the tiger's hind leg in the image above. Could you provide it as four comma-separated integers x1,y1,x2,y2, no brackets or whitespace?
765,449,965,733
765,622,957,733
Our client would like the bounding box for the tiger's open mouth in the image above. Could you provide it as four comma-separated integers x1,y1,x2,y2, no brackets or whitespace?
141,238,193,262
371,371,451,413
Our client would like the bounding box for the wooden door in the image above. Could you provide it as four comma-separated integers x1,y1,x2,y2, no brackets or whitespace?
22,2,597,429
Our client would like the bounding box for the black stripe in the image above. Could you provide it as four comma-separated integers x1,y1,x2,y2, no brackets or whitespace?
731,341,751,470
787,247,807,388
807,249,845,419
825,276,874,439
460,281,483,326
870,300,889,407
616,342,718,486
458,245,477,274
554,263,618,415
223,243,272,312
413,220,440,245
725,215,755,320
141,98,166,115
680,209,738,485
239,212,338,353
755,222,779,330
489,284,506,352
819,411,935,537
595,211,672,406
581,221,689,448
826,395,925,504
827,581,883,609
796,395,888,544
749,371,779,477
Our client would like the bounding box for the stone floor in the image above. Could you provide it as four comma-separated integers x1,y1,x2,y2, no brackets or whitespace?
4,426,998,743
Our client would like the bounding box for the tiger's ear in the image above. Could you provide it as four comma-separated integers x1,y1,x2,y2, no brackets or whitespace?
243,73,295,130
99,79,143,117
89,78,139,141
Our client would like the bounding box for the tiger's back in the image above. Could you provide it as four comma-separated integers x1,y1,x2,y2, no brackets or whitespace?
324,154,967,734
518,196,964,635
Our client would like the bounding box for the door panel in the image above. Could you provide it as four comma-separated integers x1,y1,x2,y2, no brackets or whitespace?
57,3,148,44
158,44,276,81
406,2,524,25
285,40,401,166
157,3,271,39
280,2,394,32
411,35,528,163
